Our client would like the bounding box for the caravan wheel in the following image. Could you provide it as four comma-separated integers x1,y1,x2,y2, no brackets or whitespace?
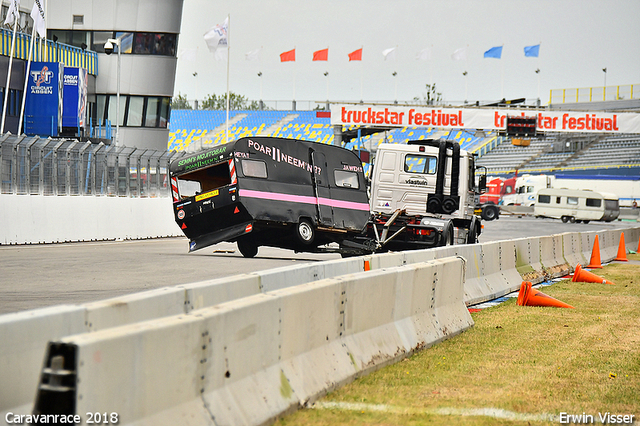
237,239,258,258
296,219,315,245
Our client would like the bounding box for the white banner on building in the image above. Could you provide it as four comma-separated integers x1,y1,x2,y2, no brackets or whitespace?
330,103,640,134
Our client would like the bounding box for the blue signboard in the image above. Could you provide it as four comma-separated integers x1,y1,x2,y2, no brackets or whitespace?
62,67,88,129
24,61,64,137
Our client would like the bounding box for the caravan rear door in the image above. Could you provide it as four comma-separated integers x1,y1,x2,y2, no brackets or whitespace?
311,150,333,226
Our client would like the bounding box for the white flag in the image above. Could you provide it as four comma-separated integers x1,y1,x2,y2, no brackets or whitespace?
416,47,432,61
204,16,229,53
382,47,397,61
451,47,467,61
4,0,20,25
245,47,262,61
30,0,46,38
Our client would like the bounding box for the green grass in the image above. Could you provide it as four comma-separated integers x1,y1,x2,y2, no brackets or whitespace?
279,255,640,425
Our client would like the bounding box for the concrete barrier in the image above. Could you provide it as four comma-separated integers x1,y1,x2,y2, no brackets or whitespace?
0,194,182,244
5,225,640,418
513,237,546,283
539,235,570,278
0,306,86,419
32,258,471,426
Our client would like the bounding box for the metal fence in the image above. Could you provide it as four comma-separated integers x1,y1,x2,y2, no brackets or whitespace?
0,134,183,197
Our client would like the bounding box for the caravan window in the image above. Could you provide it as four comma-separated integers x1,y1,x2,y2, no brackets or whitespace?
538,194,551,204
241,159,267,178
404,155,437,174
556,197,561,204
586,198,601,207
567,197,579,205
334,170,360,189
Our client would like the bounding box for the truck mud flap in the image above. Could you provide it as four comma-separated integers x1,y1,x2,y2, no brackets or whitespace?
189,221,253,252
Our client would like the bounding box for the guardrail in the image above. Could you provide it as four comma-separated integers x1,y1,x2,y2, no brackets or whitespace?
1,226,639,424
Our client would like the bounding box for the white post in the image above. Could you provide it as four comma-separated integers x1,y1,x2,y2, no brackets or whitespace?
1,16,19,134
19,28,38,135
225,14,230,144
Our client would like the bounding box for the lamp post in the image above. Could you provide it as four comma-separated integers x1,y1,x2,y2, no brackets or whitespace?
257,71,263,110
392,71,397,104
462,71,468,104
104,37,122,145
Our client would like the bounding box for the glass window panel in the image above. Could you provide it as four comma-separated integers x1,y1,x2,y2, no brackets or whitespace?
159,97,170,128
567,197,579,205
114,32,134,53
241,160,267,178
107,95,126,126
92,31,112,53
538,195,550,204
127,96,144,126
334,170,359,189
145,97,159,127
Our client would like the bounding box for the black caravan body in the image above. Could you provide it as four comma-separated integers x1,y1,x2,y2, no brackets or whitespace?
169,137,371,256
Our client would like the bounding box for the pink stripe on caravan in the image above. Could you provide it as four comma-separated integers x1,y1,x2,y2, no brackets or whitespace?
239,189,370,211
317,197,370,211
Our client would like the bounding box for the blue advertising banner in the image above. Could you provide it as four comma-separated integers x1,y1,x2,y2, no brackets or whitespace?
24,61,64,137
62,67,88,129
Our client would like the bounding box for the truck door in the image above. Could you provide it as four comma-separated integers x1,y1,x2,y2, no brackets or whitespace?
311,150,333,226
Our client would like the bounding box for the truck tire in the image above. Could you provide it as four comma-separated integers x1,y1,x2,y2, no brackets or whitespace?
439,222,454,246
296,219,315,245
237,239,258,258
481,205,499,221
466,217,480,244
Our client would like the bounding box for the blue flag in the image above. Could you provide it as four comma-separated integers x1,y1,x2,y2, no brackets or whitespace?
484,46,502,59
524,44,540,57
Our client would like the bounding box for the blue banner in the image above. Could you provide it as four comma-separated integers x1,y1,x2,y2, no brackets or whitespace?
62,67,88,129
484,46,503,59
24,61,64,137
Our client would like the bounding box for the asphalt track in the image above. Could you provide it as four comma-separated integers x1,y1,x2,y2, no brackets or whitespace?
0,216,635,315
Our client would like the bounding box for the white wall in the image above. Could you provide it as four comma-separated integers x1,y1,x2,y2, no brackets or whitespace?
0,195,182,244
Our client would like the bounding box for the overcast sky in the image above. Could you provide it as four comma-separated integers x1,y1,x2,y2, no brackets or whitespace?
174,0,640,106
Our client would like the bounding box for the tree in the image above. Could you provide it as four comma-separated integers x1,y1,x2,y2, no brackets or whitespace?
171,93,192,109
202,92,261,110
413,83,443,106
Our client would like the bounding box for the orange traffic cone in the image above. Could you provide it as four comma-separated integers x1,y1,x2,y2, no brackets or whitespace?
586,235,602,268
572,264,615,285
614,233,628,262
517,281,574,309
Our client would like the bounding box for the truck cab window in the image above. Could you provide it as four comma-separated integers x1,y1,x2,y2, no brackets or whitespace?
404,155,437,174
335,170,359,189
241,159,267,178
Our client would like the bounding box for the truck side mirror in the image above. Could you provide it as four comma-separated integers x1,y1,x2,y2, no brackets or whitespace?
479,175,487,193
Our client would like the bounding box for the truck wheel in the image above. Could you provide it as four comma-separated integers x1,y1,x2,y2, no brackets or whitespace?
561,216,569,223
296,219,315,245
237,239,258,258
466,217,479,244
481,205,498,221
439,222,454,246
569,216,576,223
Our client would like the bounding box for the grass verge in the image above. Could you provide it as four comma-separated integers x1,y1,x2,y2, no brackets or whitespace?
279,255,640,425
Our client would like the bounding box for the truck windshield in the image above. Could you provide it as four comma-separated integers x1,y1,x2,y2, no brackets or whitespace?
176,161,231,199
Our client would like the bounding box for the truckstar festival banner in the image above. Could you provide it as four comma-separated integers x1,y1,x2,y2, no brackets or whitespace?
331,103,640,134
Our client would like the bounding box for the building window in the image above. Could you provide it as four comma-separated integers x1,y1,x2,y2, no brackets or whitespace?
98,95,171,128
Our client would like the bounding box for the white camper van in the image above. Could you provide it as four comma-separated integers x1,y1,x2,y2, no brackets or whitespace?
533,188,619,223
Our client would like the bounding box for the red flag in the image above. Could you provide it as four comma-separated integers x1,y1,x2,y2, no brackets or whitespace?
313,48,328,61
348,48,362,61
280,48,296,62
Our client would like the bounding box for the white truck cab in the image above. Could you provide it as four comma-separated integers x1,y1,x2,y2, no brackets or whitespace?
370,141,478,220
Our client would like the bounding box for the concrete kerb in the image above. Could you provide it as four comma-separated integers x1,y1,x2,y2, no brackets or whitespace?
35,258,471,426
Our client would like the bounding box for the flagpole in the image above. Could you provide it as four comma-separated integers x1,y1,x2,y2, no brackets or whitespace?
225,14,230,144
18,27,38,135
1,11,19,134
360,46,363,102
